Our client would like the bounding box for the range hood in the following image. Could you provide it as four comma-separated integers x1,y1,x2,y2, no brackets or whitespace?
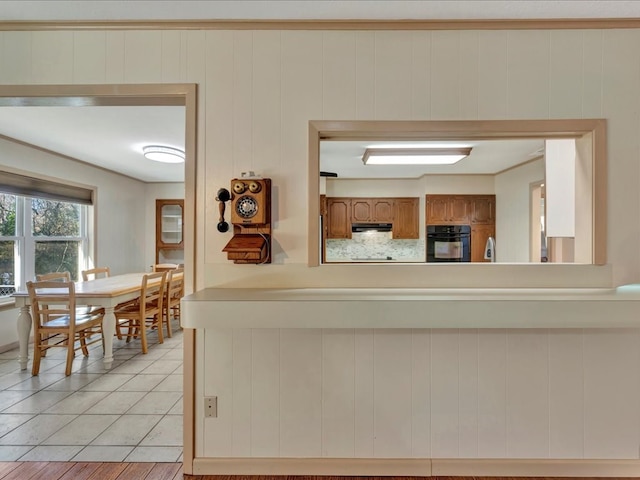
351,222,393,233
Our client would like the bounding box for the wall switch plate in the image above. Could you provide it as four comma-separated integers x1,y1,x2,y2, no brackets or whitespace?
204,396,217,418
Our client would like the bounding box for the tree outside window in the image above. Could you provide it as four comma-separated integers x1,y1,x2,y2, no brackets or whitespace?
0,193,87,297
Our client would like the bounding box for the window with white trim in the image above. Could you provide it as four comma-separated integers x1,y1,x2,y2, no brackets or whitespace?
0,171,93,299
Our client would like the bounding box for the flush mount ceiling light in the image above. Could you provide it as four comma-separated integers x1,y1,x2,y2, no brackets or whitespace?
142,145,185,163
362,147,472,165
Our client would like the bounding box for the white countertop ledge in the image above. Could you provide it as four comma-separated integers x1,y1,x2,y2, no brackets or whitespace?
181,285,640,329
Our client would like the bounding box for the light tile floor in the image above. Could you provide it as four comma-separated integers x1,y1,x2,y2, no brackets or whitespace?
0,319,183,462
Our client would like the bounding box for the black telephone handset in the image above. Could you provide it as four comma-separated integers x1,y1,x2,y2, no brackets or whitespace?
215,188,231,232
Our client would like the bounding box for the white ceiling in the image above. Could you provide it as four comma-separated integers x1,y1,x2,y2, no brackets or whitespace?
320,139,545,178
0,1,629,182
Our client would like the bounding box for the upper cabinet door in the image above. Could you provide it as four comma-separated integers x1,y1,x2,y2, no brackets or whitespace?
426,196,451,224
470,195,496,224
449,196,470,223
326,198,352,238
393,198,419,239
372,199,394,222
352,199,373,222
157,199,184,247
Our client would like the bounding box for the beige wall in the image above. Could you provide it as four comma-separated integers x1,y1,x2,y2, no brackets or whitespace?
1,27,639,461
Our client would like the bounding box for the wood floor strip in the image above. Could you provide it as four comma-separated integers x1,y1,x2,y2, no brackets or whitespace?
86,462,128,480
0,463,20,478
57,462,102,480
2,461,49,480
146,463,183,480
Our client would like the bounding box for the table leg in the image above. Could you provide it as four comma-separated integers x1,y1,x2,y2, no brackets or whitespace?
17,306,32,370
102,306,115,369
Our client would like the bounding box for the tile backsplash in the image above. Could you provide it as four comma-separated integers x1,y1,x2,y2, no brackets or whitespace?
325,231,425,262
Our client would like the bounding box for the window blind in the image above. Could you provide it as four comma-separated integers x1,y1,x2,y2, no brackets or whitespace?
0,170,93,205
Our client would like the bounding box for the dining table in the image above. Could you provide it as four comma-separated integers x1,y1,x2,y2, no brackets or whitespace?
12,272,159,371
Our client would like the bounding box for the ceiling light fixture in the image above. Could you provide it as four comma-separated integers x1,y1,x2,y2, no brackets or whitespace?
362,147,472,165
142,145,185,163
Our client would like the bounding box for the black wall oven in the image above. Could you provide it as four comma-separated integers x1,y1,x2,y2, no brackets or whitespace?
426,225,471,262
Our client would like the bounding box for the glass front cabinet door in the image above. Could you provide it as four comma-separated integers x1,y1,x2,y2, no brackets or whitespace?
156,199,184,263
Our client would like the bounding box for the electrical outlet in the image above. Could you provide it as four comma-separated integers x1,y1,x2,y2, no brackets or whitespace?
204,396,217,418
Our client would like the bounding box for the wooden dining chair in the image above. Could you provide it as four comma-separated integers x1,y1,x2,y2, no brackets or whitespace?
114,271,166,354
162,267,184,338
81,266,110,281
36,271,71,282
26,280,105,376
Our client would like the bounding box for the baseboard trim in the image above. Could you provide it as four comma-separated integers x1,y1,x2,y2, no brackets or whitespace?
433,458,640,477
193,457,640,477
192,458,431,476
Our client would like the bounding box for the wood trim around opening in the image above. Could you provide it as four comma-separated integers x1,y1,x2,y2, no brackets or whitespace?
308,119,607,267
0,83,198,474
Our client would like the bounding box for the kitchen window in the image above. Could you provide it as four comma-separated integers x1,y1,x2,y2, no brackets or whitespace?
0,171,93,300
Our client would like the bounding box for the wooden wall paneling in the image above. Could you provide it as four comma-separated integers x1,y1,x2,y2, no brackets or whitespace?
477,330,507,457
430,329,460,458
548,329,584,458
233,31,254,176
73,32,107,83
323,31,357,120
355,31,375,120
459,31,479,120
322,329,356,457
410,31,430,120
477,31,508,119
232,329,252,456
281,32,323,262
373,329,413,457
204,31,234,264
549,31,584,119
430,31,461,120
354,329,374,457
506,30,550,119
581,31,604,118
458,329,479,457
203,329,233,457
279,329,322,456
411,329,431,457
160,31,183,83
250,329,281,457
505,330,550,458
123,31,163,82
374,31,413,120
253,31,282,178
32,31,73,83
105,31,126,83
583,329,640,458
0,32,32,85
601,30,640,286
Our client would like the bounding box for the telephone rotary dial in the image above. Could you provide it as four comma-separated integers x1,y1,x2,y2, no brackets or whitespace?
235,195,259,219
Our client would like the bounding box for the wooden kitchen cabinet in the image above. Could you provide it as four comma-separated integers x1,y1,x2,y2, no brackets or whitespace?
470,195,495,224
351,198,394,223
393,198,419,239
426,194,470,224
156,199,184,263
471,224,496,262
326,198,352,238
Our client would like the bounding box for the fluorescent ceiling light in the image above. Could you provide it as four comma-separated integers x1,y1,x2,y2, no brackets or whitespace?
362,147,472,165
143,145,185,163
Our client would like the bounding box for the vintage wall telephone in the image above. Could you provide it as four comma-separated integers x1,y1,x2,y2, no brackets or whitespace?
217,174,272,264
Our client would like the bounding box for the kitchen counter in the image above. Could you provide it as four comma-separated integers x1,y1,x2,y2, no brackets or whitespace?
182,285,640,329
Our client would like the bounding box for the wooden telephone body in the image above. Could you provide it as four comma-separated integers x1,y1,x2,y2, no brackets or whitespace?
222,178,272,264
